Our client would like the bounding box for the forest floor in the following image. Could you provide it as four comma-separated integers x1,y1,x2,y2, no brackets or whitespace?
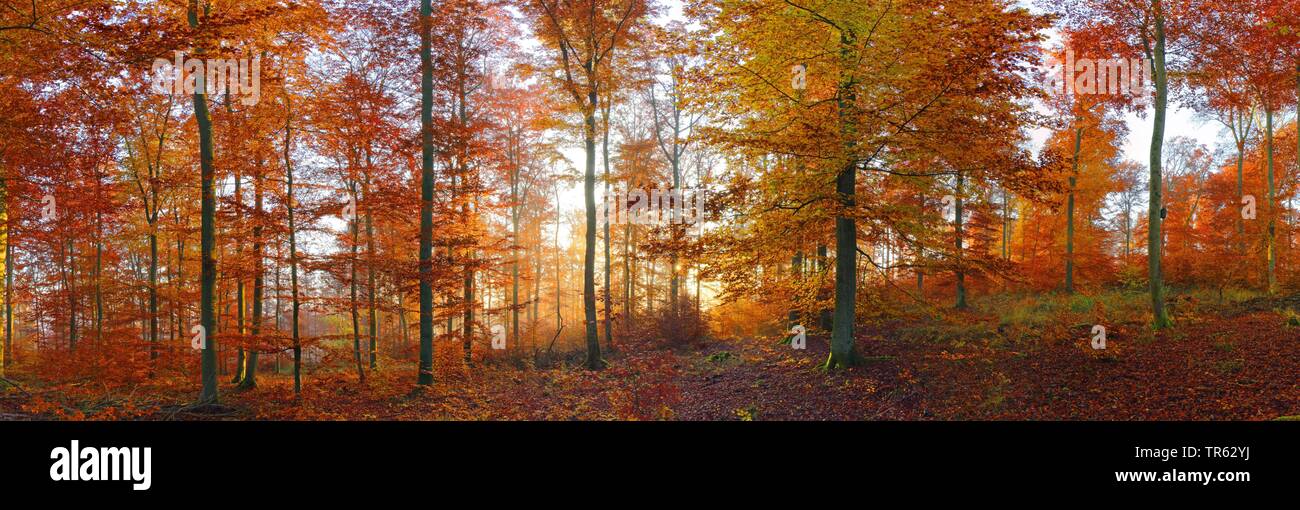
2,293,1298,421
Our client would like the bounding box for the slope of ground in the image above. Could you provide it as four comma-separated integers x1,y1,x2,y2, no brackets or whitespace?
1,297,1296,421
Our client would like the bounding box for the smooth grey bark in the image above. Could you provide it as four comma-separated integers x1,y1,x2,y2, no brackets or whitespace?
417,0,435,386
189,0,218,404
582,84,601,369
1145,2,1172,329
827,28,861,369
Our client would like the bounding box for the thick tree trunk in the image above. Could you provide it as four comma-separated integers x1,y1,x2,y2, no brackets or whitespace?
190,0,218,404
828,158,860,368
417,0,436,387
827,28,861,369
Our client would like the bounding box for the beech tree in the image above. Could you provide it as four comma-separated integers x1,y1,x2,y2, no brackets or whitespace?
525,0,650,370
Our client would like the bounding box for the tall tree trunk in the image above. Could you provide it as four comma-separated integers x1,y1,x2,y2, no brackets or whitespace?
555,184,563,341
365,172,378,370
817,245,831,330
1236,138,1246,256
623,218,632,338
458,85,474,368
190,0,218,404
1265,106,1276,294
602,100,614,353
1066,126,1081,294
94,210,103,346
511,140,521,353
789,251,802,327
68,240,77,351
349,183,365,382
4,239,9,369
582,86,602,370
174,209,185,346
0,174,7,374
1001,187,1010,261
397,292,408,357
284,100,302,397
417,0,436,387
1146,3,1172,329
533,226,542,352
669,162,680,317
232,169,245,384
827,29,861,369
238,161,264,390
955,172,967,309
148,227,158,364
828,157,859,368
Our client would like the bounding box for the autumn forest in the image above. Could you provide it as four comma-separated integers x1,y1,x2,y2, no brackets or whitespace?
0,0,1297,421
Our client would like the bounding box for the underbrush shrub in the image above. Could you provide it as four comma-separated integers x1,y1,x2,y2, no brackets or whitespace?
603,352,680,420
630,295,710,349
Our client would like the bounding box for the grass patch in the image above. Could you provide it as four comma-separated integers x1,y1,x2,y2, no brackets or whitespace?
735,406,758,421
1214,359,1244,375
